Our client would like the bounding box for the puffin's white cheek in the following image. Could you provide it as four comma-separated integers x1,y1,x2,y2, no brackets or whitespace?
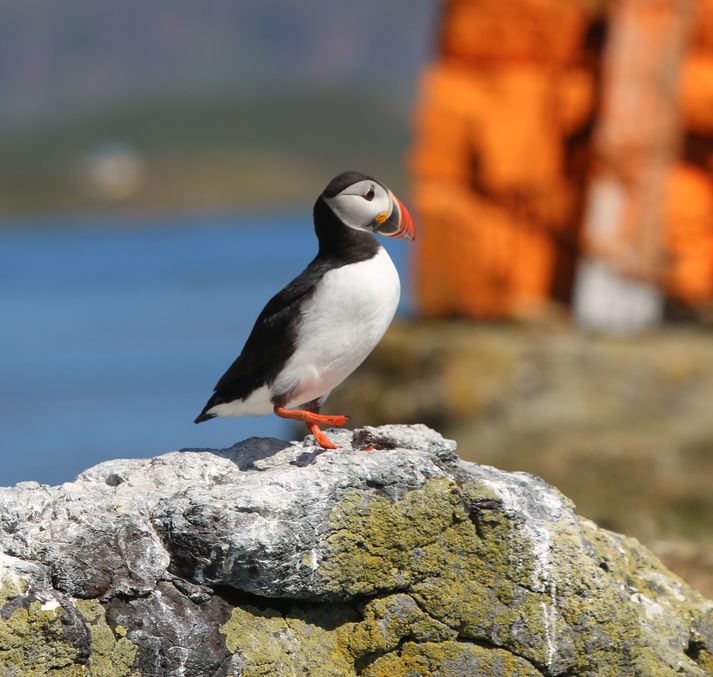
326,192,392,232
327,196,373,231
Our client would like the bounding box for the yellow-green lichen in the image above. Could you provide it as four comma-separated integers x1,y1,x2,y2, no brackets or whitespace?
307,477,713,676
217,475,570,675
319,479,563,668
348,593,456,658
0,600,82,675
221,603,358,676
0,570,27,608
75,599,138,677
219,596,545,676
321,479,467,597
221,594,475,676
0,570,139,677
689,607,713,674
361,640,542,677
690,644,713,674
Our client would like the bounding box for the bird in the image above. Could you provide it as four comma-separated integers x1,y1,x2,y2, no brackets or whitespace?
194,170,415,449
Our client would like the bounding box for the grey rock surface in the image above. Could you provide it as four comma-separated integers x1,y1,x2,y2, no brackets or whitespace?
0,424,711,676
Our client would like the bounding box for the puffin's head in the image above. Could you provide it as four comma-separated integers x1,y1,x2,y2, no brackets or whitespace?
320,170,415,241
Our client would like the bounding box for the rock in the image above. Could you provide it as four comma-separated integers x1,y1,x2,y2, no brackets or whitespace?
0,424,712,676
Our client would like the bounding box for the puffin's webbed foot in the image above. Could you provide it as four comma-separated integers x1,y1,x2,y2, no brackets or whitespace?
273,404,350,450
273,405,349,427
307,422,339,450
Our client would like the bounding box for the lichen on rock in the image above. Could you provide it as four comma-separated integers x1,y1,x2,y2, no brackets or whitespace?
0,600,80,674
0,424,712,675
76,599,138,677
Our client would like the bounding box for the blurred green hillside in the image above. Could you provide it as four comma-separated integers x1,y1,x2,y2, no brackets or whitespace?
0,87,411,215
0,0,433,216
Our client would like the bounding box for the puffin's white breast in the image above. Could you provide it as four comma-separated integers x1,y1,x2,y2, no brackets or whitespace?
275,246,400,406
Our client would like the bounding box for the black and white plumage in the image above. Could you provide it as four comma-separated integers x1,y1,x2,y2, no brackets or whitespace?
194,170,415,449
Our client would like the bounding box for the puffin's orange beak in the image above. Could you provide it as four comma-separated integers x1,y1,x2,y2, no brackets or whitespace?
373,191,416,241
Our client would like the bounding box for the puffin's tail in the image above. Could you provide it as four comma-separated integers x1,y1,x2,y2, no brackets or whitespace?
194,394,221,424
193,410,215,424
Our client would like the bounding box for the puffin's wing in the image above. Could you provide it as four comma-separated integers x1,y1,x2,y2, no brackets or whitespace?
194,260,329,421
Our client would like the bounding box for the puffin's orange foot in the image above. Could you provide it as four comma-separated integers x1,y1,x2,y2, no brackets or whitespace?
307,422,339,450
273,405,350,427
308,412,350,426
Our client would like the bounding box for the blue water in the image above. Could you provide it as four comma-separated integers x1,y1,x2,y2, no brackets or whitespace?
0,213,411,486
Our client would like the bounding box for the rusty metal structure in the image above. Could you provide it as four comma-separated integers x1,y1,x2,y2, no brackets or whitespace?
410,0,713,326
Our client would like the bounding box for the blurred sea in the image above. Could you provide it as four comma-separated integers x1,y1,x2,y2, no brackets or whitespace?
0,213,411,486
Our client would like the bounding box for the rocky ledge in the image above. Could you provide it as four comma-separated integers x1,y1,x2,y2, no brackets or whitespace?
0,425,712,677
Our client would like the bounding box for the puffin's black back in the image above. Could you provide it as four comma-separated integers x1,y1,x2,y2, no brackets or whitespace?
194,175,380,422
194,258,334,420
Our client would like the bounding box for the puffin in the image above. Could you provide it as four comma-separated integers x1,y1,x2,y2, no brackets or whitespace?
194,170,415,449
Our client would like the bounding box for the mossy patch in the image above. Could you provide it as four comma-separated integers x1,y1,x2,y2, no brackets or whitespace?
0,597,139,677
318,479,565,670
320,479,467,597
348,593,457,659
0,582,25,610
220,594,514,676
0,567,28,608
312,478,713,675
219,594,544,677
220,602,358,676
0,600,81,675
361,640,542,677
75,599,138,677
0,561,139,676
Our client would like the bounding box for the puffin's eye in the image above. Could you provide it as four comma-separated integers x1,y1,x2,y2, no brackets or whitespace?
364,186,375,201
